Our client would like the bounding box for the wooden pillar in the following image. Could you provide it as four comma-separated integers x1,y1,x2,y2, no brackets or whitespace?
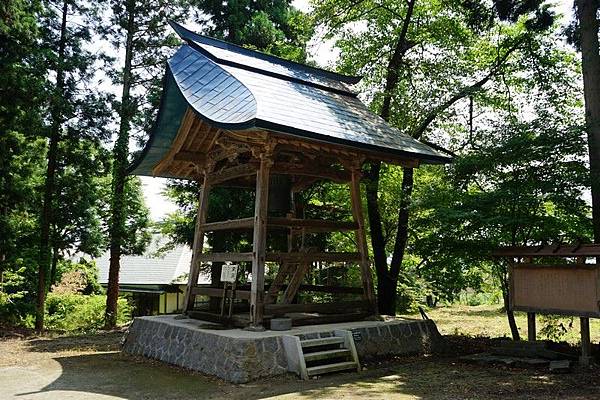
527,312,536,341
580,317,592,366
183,168,212,313
349,165,376,313
249,152,272,329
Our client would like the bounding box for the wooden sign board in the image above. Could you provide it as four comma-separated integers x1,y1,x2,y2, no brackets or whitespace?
510,264,600,318
220,264,239,283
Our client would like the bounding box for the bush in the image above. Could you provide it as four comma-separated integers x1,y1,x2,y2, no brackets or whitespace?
0,265,32,325
45,293,131,332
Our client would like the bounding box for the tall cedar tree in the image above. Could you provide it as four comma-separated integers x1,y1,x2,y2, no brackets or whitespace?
314,0,555,328
102,0,185,328
1,0,47,308
36,0,110,330
576,0,600,244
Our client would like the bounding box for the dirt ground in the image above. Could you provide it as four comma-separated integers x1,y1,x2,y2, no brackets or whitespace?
1,328,600,400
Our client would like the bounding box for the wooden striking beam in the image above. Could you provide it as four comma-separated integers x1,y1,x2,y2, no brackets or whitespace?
349,165,376,312
183,169,212,313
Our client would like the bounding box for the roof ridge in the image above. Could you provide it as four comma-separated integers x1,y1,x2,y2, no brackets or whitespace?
168,20,362,85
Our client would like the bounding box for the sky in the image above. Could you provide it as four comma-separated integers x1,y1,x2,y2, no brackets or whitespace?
139,1,577,222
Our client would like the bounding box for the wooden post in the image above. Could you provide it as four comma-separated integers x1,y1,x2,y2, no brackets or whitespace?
527,312,536,341
348,164,376,313
183,168,212,313
580,317,592,366
249,152,272,330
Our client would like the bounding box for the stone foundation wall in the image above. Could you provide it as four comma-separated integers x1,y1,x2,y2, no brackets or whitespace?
123,317,288,383
294,319,442,359
351,319,442,359
122,316,443,383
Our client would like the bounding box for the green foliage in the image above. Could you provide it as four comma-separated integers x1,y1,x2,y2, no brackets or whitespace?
193,0,314,62
538,315,574,341
44,293,131,332
0,264,31,324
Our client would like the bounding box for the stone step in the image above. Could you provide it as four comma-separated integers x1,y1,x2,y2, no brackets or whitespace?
300,337,345,349
307,361,357,376
304,348,352,362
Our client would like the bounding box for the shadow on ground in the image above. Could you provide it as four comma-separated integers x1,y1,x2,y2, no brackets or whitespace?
25,331,124,353
12,351,600,400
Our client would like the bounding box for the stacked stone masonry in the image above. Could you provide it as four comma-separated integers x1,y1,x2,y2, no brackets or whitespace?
122,315,442,383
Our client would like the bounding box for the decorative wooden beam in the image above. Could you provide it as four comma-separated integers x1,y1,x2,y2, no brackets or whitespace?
153,108,197,176
173,151,206,164
209,164,259,185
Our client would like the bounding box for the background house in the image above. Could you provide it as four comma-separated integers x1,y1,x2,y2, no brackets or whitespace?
96,236,209,315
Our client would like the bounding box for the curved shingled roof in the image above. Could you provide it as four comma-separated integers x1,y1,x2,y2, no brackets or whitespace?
129,22,451,177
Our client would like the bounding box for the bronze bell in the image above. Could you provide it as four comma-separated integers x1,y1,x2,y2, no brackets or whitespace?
267,174,292,216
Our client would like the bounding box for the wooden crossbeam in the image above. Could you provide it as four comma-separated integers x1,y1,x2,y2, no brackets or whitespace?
196,252,253,262
191,286,251,301
265,300,371,315
265,261,295,304
268,217,358,232
195,252,360,263
201,218,254,231
281,262,311,304
266,252,361,263
200,217,358,233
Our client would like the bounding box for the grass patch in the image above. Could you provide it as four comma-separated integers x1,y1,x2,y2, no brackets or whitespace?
403,304,600,344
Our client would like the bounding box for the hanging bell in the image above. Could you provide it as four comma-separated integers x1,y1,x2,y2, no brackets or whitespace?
267,174,292,216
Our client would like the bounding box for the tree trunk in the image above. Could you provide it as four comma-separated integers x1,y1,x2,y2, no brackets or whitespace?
36,0,68,331
503,292,521,341
105,0,136,329
577,0,600,245
365,0,416,315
